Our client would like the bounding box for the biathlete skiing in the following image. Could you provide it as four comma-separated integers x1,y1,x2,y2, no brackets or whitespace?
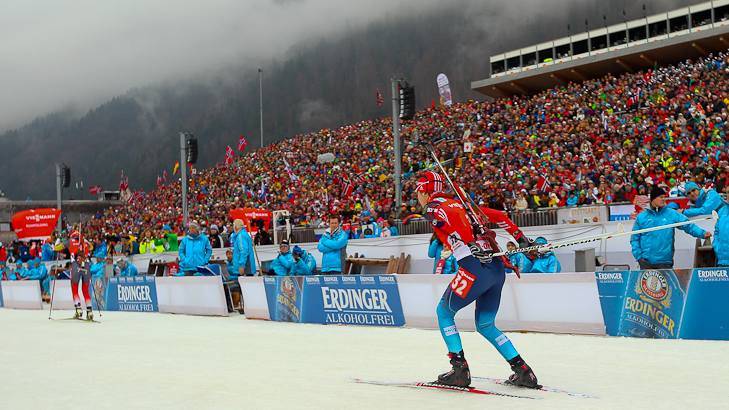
70,250,94,321
417,170,539,389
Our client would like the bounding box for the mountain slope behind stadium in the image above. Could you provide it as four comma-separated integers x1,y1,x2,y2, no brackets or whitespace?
0,0,694,199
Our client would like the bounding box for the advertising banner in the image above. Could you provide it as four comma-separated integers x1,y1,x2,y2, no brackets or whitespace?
301,275,405,326
594,270,630,336
436,73,452,106
105,275,158,312
608,205,634,221
11,208,62,241
90,277,107,311
263,276,304,323
679,268,729,340
617,269,689,339
558,206,608,224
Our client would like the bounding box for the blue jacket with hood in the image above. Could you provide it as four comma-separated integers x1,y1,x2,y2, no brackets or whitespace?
179,233,213,272
684,182,723,217
631,204,707,265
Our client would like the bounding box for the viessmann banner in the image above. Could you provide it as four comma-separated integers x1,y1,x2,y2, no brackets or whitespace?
301,275,405,326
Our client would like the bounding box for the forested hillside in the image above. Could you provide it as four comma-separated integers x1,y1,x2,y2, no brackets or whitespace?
0,0,693,199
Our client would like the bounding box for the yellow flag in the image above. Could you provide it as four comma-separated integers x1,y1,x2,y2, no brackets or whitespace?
173,161,180,175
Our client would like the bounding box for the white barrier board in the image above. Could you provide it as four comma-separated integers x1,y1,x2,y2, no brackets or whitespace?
238,277,270,320
237,272,606,335
1,280,43,309
155,276,228,317
47,279,76,310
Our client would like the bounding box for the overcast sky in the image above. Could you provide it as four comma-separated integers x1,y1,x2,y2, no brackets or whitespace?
0,0,694,134
0,0,448,133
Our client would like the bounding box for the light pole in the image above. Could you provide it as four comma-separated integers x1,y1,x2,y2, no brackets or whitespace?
259,69,264,149
391,79,402,219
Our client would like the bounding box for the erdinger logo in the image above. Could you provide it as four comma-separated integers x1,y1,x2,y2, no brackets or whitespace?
281,277,296,297
640,270,668,300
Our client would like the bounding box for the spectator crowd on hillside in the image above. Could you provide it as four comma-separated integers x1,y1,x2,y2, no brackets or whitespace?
5,51,729,258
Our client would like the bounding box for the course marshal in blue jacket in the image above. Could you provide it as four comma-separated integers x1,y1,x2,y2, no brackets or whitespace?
713,184,729,267
231,219,256,279
631,187,710,269
318,216,348,273
179,222,213,274
683,182,724,217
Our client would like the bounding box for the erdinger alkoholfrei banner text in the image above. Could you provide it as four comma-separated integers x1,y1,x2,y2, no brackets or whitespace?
263,276,304,322
301,275,405,326
104,275,158,312
679,268,729,340
617,269,688,339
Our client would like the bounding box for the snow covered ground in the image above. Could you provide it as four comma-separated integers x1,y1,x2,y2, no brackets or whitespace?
1,308,727,410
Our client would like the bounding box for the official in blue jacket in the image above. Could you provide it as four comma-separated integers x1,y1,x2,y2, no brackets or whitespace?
26,257,48,280
632,187,711,269
178,222,213,275
9,261,25,280
270,240,294,276
291,245,316,276
682,181,724,217
360,210,381,238
90,256,106,278
318,215,348,274
115,259,139,276
440,249,459,275
526,237,561,273
713,184,729,267
41,240,55,261
428,235,444,274
506,241,532,274
231,219,256,279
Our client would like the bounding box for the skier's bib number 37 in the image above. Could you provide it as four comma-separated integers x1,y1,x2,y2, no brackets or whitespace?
450,269,475,298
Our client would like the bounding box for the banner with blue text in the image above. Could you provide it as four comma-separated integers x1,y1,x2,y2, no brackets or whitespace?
301,275,405,326
105,275,158,312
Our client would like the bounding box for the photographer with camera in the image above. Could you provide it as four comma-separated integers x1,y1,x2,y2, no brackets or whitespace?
291,245,316,276
359,210,381,238
253,220,273,246
270,240,294,276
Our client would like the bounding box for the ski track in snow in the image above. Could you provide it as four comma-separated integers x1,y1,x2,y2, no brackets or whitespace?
0,308,727,410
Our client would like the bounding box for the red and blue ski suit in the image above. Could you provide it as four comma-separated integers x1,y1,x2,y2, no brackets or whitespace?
424,193,526,361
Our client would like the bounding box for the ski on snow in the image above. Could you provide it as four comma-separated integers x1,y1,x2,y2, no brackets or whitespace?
52,317,101,323
350,378,538,399
471,376,597,398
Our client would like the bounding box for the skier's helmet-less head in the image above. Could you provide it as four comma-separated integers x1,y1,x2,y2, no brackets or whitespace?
417,172,444,194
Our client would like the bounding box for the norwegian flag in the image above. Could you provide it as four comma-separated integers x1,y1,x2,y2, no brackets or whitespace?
341,179,354,199
225,146,234,166
89,186,102,194
587,153,598,171
376,90,383,106
119,177,129,191
238,136,248,151
162,170,167,184
355,172,365,184
283,158,300,184
156,175,162,186
536,174,552,192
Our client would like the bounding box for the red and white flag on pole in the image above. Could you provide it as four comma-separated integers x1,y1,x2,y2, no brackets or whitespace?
119,177,129,191
537,174,552,192
162,170,167,184
156,175,162,186
225,146,234,166
341,179,354,199
238,136,248,151
89,186,102,194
